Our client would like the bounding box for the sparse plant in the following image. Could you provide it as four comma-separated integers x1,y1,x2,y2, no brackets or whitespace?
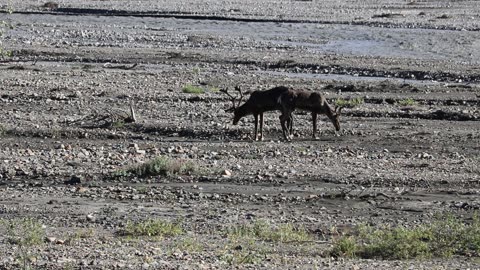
428,213,480,257
0,124,7,136
296,146,307,153
42,2,59,10
126,156,197,178
330,213,480,259
1,218,46,270
63,262,75,270
66,228,95,245
397,98,418,106
358,224,431,259
0,5,13,58
136,186,148,194
112,169,129,178
330,235,357,258
220,220,312,265
209,86,220,92
173,236,203,253
182,84,205,94
120,219,183,239
227,220,270,240
220,238,266,265
2,218,45,246
270,223,311,242
192,67,201,75
335,97,364,108
227,220,312,243
112,120,125,129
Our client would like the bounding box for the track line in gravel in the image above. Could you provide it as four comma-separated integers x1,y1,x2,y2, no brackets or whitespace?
4,9,479,32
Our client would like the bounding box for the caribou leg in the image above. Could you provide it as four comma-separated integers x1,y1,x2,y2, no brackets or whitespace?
312,112,318,139
254,114,259,141
280,113,292,141
259,113,264,141
287,113,294,140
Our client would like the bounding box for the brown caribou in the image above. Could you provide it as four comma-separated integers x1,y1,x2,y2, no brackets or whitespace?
279,89,342,140
221,86,293,141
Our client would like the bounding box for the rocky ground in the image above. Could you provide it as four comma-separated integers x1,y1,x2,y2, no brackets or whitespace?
0,0,479,269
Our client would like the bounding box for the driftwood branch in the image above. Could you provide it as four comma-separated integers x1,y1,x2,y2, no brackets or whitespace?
124,104,137,123
102,63,138,70
66,104,138,128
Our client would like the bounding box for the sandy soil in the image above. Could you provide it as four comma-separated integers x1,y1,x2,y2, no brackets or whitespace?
0,0,479,269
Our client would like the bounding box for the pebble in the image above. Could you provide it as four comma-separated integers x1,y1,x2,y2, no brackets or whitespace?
222,169,232,178
86,214,96,222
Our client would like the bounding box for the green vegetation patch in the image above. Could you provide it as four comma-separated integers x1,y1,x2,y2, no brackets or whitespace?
1,218,46,246
331,214,480,259
220,238,268,265
1,218,46,270
220,220,312,265
182,84,220,94
182,84,205,94
335,97,364,108
227,220,312,243
397,98,418,106
126,156,196,178
0,14,13,58
112,120,125,129
208,86,220,93
173,236,204,253
66,228,95,245
120,219,183,238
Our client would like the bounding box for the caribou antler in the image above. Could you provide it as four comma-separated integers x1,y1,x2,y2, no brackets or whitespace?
234,86,244,107
220,86,244,112
220,88,236,112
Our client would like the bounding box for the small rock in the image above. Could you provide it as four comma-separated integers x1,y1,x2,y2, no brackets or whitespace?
136,149,146,155
129,143,139,149
86,214,96,222
80,149,90,156
47,199,58,204
418,152,433,159
222,169,232,178
46,237,56,243
76,187,88,193
64,175,82,185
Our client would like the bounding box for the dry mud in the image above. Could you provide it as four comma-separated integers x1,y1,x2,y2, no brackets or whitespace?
0,0,479,269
